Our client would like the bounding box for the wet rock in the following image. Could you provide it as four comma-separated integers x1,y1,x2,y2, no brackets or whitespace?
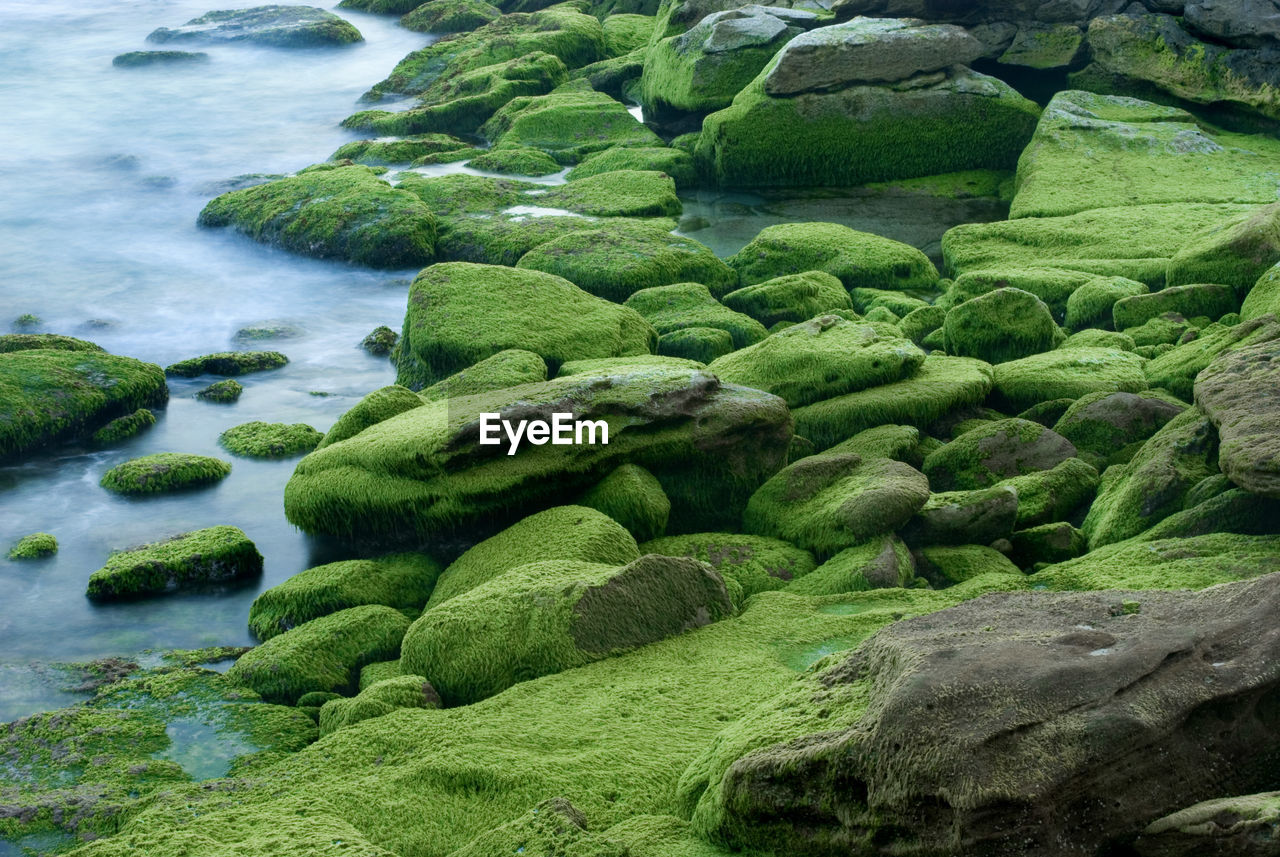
219,422,322,459
147,5,363,47
1195,337,1280,497
1052,390,1186,469
195,378,243,402
787,535,914,593
1167,202,1280,293
100,453,231,495
91,407,157,444
1184,0,1280,48
87,526,263,600
1136,791,1280,857
112,50,210,67
361,325,398,356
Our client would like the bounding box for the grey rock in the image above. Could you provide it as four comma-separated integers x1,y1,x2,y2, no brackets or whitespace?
147,5,363,47
829,0,1129,26
703,11,790,51
997,21,1084,68
1195,338,1280,498
1185,0,1280,48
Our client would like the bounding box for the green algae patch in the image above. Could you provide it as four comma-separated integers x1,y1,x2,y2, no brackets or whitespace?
943,287,1063,363
0,333,103,353
516,220,737,302
1032,533,1280,591
218,421,323,459
578,463,671,542
8,532,57,560
0,347,168,460
419,348,548,403
332,134,470,165
728,222,937,291
164,350,287,377
100,453,231,495
87,526,262,600
623,282,766,349
558,355,705,376
228,605,411,704
319,384,424,448
786,535,914,595
915,544,1023,589
1166,202,1280,293
707,316,924,408
1065,275,1149,330
400,0,500,33
249,552,443,641
641,533,816,601
480,83,663,164
721,271,852,328
198,165,437,269
540,169,681,217
989,347,1148,412
1144,316,1280,400
567,146,696,187
318,675,440,737
90,407,156,445
466,145,563,176
743,453,930,557
428,505,639,609
793,354,993,451
394,262,655,388
944,267,1094,320
402,554,732,705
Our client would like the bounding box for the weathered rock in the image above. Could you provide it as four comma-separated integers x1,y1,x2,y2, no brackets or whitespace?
787,535,915,594
1167,202,1280,293
727,222,938,290
1053,390,1186,469
641,532,817,599
900,485,1019,547
1135,791,1280,857
691,573,1280,855
1195,338,1280,497
924,419,1078,491
147,5,363,47
87,526,263,600
1184,0,1280,48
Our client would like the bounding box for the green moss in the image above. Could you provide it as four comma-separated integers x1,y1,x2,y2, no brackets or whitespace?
396,172,537,216
786,535,913,595
394,262,655,388
199,165,436,269
339,0,421,14
0,333,102,353
624,282,765,349
148,6,363,46
332,134,470,165
8,532,57,559
402,554,731,704
994,457,1100,528
420,348,549,402
1064,275,1149,330
657,326,734,362
217,422,322,459
942,268,1094,321
1032,533,1280,591
480,83,662,164
1124,313,1199,347
319,385,424,449
249,553,441,641
697,65,1041,188
319,675,440,737
567,146,696,188
1166,202,1280,292
708,316,924,409
399,0,500,33
1242,262,1280,319
195,378,243,403
0,347,168,460
87,525,262,600
515,220,737,302
922,418,1076,493
165,350,287,377
557,354,704,376
429,505,639,608
577,463,670,541
915,544,1022,588
989,347,1148,412
541,169,681,217
728,222,937,291
1052,389,1186,469
641,533,815,601
1009,521,1086,567
639,23,790,115
112,49,209,67
848,288,929,317
100,452,231,495
603,13,657,56
942,287,1062,363
90,407,156,445
943,203,1255,288
1144,315,1280,399
826,424,923,466
720,271,851,328
1112,283,1237,331
361,325,398,356
358,661,401,691
466,145,564,176
742,452,929,557
793,355,994,451
227,605,412,704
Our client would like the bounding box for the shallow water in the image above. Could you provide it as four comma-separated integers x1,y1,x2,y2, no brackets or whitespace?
0,0,1004,724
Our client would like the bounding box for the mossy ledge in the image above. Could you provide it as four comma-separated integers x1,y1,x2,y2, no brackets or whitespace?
86,525,263,600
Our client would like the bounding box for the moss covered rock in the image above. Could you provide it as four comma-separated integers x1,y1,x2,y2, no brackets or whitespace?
901,485,1019,548
400,0,500,32
480,83,662,164
318,675,440,736
786,535,913,594
720,270,851,328
989,347,1148,412
219,421,323,458
826,424,924,465
1144,315,1280,399
319,384,424,448
1135,790,1280,857
1034,533,1280,591
0,333,103,353
657,326,734,362
113,49,210,66
997,457,1100,529
623,282,766,349
1065,275,1149,330
0,346,168,460
923,419,1077,492
1167,202,1280,292
914,543,1023,588
707,315,924,409
331,134,470,165
165,350,287,377
541,169,681,217
577,463,670,541
249,553,443,641
1053,390,1186,469
641,532,816,600
146,5,363,47
1242,263,1280,320
466,145,563,176
941,268,1093,322
419,348,549,402
566,146,696,187
8,532,57,559
401,554,731,704
1113,283,1237,331
728,222,937,291
742,452,930,556
1195,337,1280,498
227,605,412,704
100,452,231,495
91,407,156,445
87,526,263,600
394,262,655,388
943,287,1062,363
195,379,243,403
285,365,792,541
198,165,436,268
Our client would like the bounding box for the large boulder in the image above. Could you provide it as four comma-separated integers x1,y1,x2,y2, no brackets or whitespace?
1052,390,1186,469
688,573,1280,854
393,262,656,388
1195,338,1280,498
400,554,732,704
86,526,262,600
923,418,1077,492
721,271,853,327
284,365,793,541
147,5,363,46
1145,315,1280,399
989,347,1148,412
942,287,1062,363
1184,0,1280,48
727,222,937,290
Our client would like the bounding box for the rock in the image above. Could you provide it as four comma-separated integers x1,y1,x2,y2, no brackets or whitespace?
742,452,931,556
1113,284,1238,331
997,21,1084,68
112,50,209,67
897,305,945,345
165,350,287,377
1065,275,1150,330
657,327,734,362
400,554,732,704
429,506,639,608
1145,315,1280,398
467,145,563,176
286,365,792,541
764,17,983,96
393,262,655,389
0,346,168,460
90,407,156,444
923,419,1078,492
1082,408,1220,547
1184,0,1280,48
1034,532,1280,590
690,573,1280,854
333,134,471,165
147,5,363,47
1167,202,1280,293
901,485,1019,547
697,64,1040,187
707,316,925,408
227,605,411,704
249,553,443,640
1195,338,1280,497
826,424,924,465
566,146,697,188
400,0,501,33
8,532,57,560
418,349,549,403
218,421,323,458
1136,791,1280,857
998,457,1100,529
539,170,682,218
1242,262,1280,319
989,347,1148,412
198,165,436,269
319,385,425,449
577,463,671,542
786,535,914,594
193,379,242,405
793,355,994,451
1053,390,1186,469
943,287,1062,363
1009,521,1086,567
87,526,263,600
641,532,816,599
480,83,662,164
727,222,938,290
913,543,1023,587
361,325,398,356
318,675,441,736
623,283,767,349
99,453,231,495
1141,487,1280,540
